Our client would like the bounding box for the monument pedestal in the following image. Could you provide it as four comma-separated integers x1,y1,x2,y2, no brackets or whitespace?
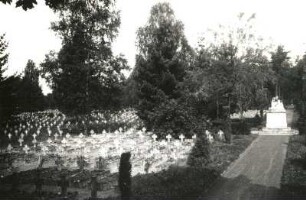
251,96,298,135
266,111,287,129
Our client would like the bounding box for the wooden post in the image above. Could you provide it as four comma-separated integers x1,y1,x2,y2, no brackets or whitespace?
91,175,98,198
35,169,42,196
60,174,69,197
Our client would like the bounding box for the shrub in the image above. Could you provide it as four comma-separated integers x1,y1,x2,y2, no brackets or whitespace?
149,99,207,139
231,120,251,135
187,135,210,167
119,152,132,200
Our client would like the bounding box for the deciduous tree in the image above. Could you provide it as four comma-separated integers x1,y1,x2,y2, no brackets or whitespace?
40,0,129,115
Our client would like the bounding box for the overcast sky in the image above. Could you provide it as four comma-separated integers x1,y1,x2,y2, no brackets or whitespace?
1,0,306,94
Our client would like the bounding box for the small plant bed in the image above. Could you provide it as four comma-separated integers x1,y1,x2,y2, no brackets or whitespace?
281,135,306,196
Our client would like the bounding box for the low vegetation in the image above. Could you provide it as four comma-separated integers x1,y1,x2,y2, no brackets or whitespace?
281,135,306,196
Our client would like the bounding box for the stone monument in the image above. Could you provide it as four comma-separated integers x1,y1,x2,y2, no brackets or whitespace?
266,96,287,128
259,96,298,135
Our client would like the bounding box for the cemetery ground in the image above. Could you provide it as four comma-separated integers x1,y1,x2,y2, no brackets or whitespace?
0,109,258,200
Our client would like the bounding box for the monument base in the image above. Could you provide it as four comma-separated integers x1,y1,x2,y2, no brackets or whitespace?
251,127,299,135
266,111,287,129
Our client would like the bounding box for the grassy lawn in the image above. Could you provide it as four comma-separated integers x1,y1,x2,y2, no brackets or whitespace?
281,135,306,196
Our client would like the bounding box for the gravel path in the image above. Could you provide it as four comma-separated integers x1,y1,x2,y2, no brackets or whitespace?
205,109,297,200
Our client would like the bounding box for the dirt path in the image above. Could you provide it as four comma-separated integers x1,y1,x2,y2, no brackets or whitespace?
205,109,297,199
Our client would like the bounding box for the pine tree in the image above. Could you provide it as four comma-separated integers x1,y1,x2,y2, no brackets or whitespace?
187,135,210,168
134,2,192,128
18,60,45,112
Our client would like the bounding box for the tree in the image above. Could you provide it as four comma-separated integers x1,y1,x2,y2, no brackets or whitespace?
270,46,293,103
187,134,210,167
185,13,276,120
271,46,290,74
134,2,193,129
40,0,129,115
0,34,21,121
0,34,8,82
0,0,67,11
17,59,45,112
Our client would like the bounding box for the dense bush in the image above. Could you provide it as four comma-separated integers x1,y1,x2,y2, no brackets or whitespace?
231,120,251,135
187,135,210,167
149,99,207,139
132,166,219,199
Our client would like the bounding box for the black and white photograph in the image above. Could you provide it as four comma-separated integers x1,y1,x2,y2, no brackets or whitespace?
0,0,306,199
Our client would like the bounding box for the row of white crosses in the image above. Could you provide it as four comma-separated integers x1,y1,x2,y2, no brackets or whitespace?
152,133,195,143
206,129,225,142
3,110,66,154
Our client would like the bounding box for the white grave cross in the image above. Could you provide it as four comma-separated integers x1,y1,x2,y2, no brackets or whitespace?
23,144,30,154
152,134,157,142
179,134,185,143
166,134,172,143
18,138,24,146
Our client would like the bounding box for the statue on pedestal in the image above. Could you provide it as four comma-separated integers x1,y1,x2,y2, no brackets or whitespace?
270,96,285,112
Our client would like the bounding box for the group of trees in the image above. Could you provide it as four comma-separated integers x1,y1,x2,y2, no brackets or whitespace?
2,1,306,138
1,0,129,120
0,34,46,121
129,5,306,138
129,6,277,137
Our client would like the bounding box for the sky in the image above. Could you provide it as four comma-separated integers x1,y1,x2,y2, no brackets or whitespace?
1,0,306,94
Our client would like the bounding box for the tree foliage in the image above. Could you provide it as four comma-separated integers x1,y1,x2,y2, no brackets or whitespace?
40,0,129,115
184,13,276,119
134,2,193,130
0,34,9,83
0,0,67,11
0,34,21,121
187,135,210,167
17,60,45,112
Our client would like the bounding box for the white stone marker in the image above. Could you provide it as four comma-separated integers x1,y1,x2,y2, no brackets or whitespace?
179,134,185,143
192,134,197,140
152,134,157,142
166,134,172,143
7,144,13,152
8,133,12,140
23,144,30,154
217,130,224,141
207,134,214,143
18,138,24,146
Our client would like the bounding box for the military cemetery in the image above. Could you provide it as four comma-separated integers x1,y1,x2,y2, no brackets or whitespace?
1,0,306,199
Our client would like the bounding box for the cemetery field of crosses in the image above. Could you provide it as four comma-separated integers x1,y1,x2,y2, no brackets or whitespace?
0,109,233,198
